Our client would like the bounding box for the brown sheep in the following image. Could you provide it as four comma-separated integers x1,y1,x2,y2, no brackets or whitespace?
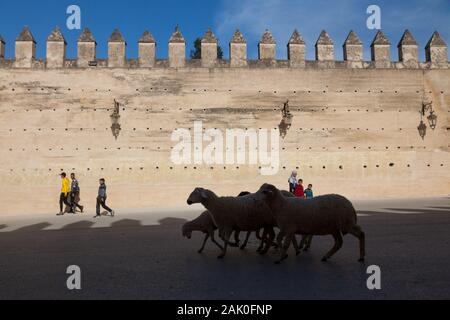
257,183,365,264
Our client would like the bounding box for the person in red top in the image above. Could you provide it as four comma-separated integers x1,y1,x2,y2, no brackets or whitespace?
294,179,305,198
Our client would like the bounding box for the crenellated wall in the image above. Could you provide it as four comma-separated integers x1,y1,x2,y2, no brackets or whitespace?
0,27,448,69
0,27,449,215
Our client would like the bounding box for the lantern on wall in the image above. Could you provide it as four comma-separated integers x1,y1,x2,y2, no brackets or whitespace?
110,99,121,140
417,120,427,140
427,109,437,130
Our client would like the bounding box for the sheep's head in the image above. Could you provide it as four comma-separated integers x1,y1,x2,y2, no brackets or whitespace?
257,183,278,201
181,223,192,239
187,187,208,205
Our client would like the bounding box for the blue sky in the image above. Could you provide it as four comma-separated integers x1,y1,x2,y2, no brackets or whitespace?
0,0,449,61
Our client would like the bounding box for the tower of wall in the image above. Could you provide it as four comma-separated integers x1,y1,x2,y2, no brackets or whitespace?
398,29,418,68
108,29,126,68
425,31,448,69
46,27,66,68
138,30,156,68
169,26,185,68
201,28,218,67
371,30,391,68
0,35,6,59
258,29,276,60
230,29,247,67
14,26,35,68
77,28,96,67
315,30,334,62
287,29,305,68
343,30,363,67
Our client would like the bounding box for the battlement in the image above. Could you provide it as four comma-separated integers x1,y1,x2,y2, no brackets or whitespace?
0,26,448,69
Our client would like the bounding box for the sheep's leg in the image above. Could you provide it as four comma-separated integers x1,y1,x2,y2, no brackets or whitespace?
218,229,232,259
299,235,313,251
257,229,268,252
255,228,263,240
349,225,366,262
240,231,251,250
221,230,239,247
298,235,307,250
321,232,343,262
275,230,285,249
304,235,313,251
292,236,301,256
260,228,275,255
210,231,224,251
275,232,293,264
228,231,240,247
198,233,209,253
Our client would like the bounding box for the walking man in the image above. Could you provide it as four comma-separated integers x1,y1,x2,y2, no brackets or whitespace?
70,173,84,213
94,178,115,218
57,172,71,215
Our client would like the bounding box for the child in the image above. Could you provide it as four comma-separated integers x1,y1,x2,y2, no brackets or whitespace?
94,178,115,218
304,184,314,199
70,173,84,213
294,179,305,198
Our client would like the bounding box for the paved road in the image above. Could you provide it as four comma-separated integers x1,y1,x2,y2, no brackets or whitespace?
0,197,449,299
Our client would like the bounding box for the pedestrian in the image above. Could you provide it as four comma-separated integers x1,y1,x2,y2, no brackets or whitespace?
70,173,84,213
57,172,71,215
294,179,305,198
94,178,115,218
304,184,314,199
288,170,298,193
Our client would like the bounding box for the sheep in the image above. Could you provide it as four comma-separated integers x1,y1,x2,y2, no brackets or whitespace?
182,211,240,253
237,190,313,253
257,183,365,264
186,188,276,259
182,191,252,253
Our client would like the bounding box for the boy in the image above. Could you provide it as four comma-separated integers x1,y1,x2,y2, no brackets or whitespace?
70,173,84,213
294,179,305,198
57,172,70,215
94,178,115,218
304,184,314,199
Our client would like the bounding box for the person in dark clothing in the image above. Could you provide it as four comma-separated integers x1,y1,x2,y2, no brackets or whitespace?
94,178,115,218
69,173,84,213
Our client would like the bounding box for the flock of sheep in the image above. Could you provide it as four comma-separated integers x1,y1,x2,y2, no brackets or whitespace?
183,184,365,264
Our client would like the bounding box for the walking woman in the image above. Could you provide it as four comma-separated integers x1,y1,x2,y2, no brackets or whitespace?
288,170,298,194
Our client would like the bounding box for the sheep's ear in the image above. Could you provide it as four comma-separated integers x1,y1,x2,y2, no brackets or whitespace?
200,189,209,199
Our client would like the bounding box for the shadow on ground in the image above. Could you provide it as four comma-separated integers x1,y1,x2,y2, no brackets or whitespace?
0,206,449,299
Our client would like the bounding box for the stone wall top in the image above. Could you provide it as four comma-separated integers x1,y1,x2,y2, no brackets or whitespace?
0,26,448,69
